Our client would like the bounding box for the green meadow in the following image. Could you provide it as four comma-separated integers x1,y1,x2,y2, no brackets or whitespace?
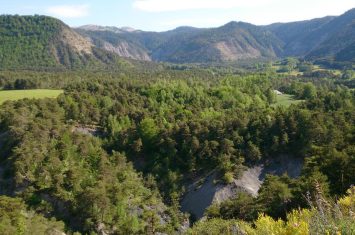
273,94,303,107
0,89,63,104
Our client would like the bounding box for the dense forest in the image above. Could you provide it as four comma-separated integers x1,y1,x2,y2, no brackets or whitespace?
0,66,354,234
0,15,136,70
0,10,354,235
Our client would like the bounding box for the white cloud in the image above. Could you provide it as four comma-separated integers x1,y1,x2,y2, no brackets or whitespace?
133,0,280,12
46,4,90,18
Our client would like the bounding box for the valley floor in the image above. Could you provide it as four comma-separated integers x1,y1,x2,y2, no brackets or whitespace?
0,89,63,104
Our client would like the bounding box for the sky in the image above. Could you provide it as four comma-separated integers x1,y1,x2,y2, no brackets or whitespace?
0,0,354,31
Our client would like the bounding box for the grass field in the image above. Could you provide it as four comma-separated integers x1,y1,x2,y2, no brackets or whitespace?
0,89,63,104
272,94,303,107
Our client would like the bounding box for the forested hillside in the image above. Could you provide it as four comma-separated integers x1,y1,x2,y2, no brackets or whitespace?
0,15,130,70
0,92,181,234
0,68,354,234
265,16,336,56
0,7,354,235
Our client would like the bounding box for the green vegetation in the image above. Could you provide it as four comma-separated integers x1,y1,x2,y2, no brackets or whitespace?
0,15,63,69
0,15,354,234
0,196,65,234
0,97,179,234
0,89,63,104
0,67,353,234
0,15,130,70
191,186,355,234
0,10,354,234
272,94,303,107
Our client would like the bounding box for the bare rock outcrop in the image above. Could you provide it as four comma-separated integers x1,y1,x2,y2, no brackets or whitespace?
181,155,303,219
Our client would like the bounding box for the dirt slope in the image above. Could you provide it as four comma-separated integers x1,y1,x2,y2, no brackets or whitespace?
181,155,303,219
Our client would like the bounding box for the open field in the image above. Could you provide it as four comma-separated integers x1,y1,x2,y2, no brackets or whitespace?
0,89,63,104
272,94,303,107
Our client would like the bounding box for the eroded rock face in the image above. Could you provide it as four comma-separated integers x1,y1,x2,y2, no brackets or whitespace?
102,41,151,61
181,173,220,220
181,155,303,219
214,41,262,61
60,26,94,54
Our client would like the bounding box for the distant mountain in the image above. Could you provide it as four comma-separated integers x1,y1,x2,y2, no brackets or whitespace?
151,22,284,63
76,25,205,61
0,9,354,69
305,9,355,62
78,25,138,33
0,15,129,70
267,8,355,62
78,9,355,64
78,21,283,63
265,16,336,56
335,42,355,62
76,27,152,61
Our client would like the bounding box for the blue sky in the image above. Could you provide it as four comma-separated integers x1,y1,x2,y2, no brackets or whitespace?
0,0,354,31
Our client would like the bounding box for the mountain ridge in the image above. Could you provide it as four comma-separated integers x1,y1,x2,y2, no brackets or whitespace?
0,15,132,70
0,9,354,69
77,8,355,64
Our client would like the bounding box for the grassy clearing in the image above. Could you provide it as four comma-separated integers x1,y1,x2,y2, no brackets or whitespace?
272,94,303,107
0,89,63,104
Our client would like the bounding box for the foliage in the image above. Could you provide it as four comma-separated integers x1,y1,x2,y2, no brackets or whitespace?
191,186,355,234
0,12,354,234
0,196,65,235
0,15,129,70
272,94,303,107
0,98,177,234
0,68,354,233
0,89,63,104
187,218,252,235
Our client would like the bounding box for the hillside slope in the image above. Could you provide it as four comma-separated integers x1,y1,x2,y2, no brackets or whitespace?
78,22,283,63
0,15,128,70
151,22,283,63
267,8,355,62
181,155,303,219
306,9,355,62
76,25,206,62
78,9,355,64
1,10,353,68
76,27,152,61
265,16,336,56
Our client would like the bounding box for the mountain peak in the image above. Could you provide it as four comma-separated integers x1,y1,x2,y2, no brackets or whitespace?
173,26,198,31
77,25,137,33
120,27,137,32
221,21,254,29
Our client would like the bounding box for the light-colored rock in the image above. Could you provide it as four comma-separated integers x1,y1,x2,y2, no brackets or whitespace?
215,41,261,61
273,90,283,95
181,155,303,219
61,26,93,54
102,41,151,61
